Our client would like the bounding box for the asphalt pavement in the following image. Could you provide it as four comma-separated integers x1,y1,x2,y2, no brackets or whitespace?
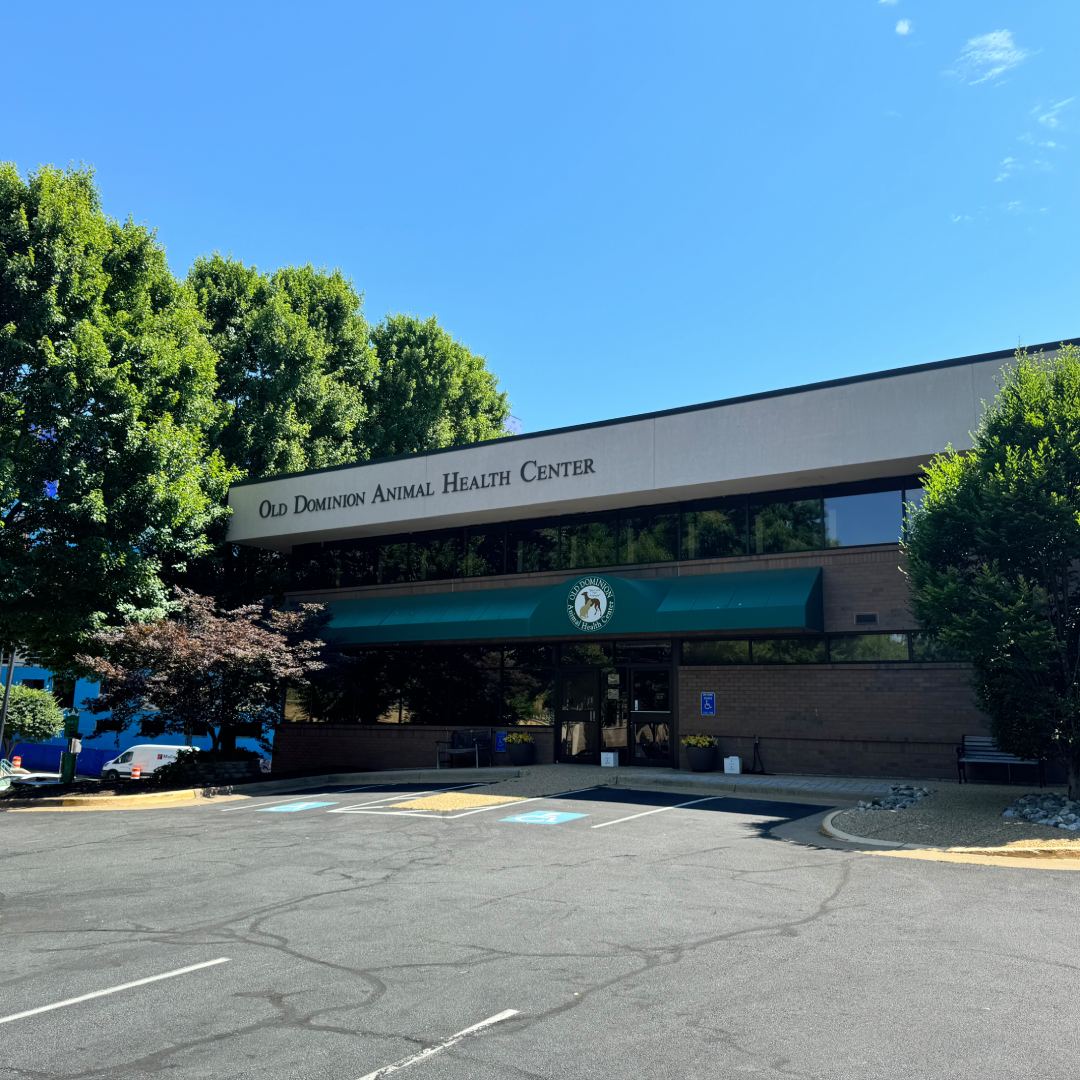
1,780,1077,1079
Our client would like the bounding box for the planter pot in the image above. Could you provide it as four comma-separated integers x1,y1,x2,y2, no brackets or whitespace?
686,745,718,772
507,742,536,766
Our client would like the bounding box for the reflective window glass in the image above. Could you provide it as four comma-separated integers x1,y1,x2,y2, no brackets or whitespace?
414,531,465,581
562,513,618,569
560,642,614,666
681,500,747,560
290,543,329,589
825,490,902,547
322,540,378,587
400,646,502,725
829,633,909,662
621,508,679,564
681,639,751,665
507,523,561,573
465,525,505,576
377,541,414,584
751,498,824,554
911,632,964,662
615,640,673,664
752,637,827,663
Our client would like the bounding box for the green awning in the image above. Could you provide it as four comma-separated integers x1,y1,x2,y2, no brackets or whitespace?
323,567,822,645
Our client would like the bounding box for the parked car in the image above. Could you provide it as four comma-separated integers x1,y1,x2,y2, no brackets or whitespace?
100,745,197,781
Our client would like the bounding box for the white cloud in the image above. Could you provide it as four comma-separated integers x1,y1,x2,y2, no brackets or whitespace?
879,0,899,5
950,214,973,224
950,30,1031,85
895,19,912,36
1033,98,1074,129
994,156,1020,182
1006,200,1024,213
1019,132,1059,149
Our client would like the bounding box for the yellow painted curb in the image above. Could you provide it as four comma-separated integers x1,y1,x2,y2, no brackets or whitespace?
2,790,245,812
867,848,1080,871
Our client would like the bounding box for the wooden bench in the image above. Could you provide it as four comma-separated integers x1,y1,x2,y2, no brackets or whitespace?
435,729,493,769
956,735,1045,786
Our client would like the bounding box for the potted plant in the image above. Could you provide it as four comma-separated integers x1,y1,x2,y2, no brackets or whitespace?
505,730,536,766
682,733,719,772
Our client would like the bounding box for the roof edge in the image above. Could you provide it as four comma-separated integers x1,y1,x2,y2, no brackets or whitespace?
231,336,1080,489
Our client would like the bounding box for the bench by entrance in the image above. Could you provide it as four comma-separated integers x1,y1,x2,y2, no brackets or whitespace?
956,735,1045,786
436,729,493,769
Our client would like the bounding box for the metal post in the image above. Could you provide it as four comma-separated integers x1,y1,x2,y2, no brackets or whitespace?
59,710,80,785
0,649,16,759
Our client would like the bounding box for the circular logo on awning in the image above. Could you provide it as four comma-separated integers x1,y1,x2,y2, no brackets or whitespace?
567,576,615,632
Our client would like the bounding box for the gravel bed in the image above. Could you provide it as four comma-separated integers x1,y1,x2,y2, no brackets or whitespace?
832,783,1080,848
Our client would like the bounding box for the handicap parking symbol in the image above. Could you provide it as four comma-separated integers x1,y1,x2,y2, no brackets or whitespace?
501,810,587,825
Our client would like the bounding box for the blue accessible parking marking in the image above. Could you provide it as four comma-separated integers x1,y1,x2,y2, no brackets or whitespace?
501,810,588,825
258,801,337,813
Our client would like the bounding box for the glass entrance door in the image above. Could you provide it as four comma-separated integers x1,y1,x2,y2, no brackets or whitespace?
557,670,600,763
630,669,673,765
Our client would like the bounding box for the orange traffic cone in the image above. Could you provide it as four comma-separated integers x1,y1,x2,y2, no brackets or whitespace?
131,765,142,780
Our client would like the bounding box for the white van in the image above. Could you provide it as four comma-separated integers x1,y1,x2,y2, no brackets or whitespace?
100,745,197,781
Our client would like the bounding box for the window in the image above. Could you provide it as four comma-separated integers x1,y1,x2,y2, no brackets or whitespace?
681,499,747,560
825,490,902,547
118,751,134,763
324,539,378,587
507,522,561,574
20,678,46,690
911,632,964,662
621,508,679,564
615,640,673,664
465,525,505,576
751,497,825,554
752,637,827,663
562,512,618,569
829,633,909,662
414,531,465,581
377,540,414,584
681,639,750,665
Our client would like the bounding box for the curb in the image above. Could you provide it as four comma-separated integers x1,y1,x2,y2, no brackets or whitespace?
820,809,1080,860
0,767,522,812
627,774,866,803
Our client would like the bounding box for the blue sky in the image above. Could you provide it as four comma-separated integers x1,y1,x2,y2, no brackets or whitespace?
4,2,1079,432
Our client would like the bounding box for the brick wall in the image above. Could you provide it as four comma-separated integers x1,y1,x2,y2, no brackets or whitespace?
678,663,989,779
272,723,555,776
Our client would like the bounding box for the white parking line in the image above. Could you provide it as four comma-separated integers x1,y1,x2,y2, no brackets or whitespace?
0,958,231,1026
219,786,377,812
328,784,484,813
444,785,602,819
356,1008,519,1079
589,795,728,829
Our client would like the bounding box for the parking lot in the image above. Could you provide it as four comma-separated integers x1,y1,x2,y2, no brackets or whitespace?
3,781,1079,1080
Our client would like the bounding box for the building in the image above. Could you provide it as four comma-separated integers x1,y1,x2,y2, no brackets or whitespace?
227,341,1072,779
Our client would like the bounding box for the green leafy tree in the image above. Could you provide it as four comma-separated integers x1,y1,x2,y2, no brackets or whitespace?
0,164,235,670
78,589,326,751
1,684,65,757
366,314,509,457
189,255,375,479
905,346,1080,796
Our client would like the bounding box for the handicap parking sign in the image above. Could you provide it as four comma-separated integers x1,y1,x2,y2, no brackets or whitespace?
501,810,587,825
700,691,716,717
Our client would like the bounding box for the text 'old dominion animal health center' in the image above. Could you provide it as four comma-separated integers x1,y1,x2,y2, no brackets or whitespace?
228,342,1065,780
